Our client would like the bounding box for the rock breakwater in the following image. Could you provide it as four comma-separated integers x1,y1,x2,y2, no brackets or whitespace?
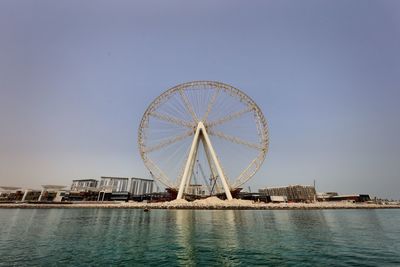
1,197,400,210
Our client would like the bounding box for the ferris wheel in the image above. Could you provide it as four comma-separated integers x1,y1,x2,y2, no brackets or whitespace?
138,81,269,200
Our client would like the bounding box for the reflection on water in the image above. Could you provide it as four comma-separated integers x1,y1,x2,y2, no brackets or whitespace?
0,209,399,266
174,210,241,266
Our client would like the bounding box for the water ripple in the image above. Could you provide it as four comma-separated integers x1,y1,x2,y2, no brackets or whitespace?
0,209,399,266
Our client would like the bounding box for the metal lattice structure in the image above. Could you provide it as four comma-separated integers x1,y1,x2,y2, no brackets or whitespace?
138,81,269,199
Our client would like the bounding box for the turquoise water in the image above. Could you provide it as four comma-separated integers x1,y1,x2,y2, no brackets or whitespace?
0,209,399,266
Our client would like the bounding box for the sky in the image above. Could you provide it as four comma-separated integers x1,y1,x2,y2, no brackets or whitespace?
0,0,399,199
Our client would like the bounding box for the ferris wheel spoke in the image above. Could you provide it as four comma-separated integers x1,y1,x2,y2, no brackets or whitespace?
144,130,193,153
179,89,199,123
208,130,262,150
150,112,194,128
143,156,174,188
202,89,219,122
206,107,253,127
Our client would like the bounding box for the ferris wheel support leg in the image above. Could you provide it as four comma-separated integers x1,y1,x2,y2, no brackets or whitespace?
200,122,233,200
177,126,201,200
201,136,219,194
185,136,200,194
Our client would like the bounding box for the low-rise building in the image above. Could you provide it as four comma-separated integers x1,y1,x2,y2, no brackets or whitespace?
327,194,370,202
129,177,155,196
317,192,370,202
21,190,41,201
270,196,288,203
0,186,22,201
186,184,206,196
259,185,316,202
317,192,338,201
99,177,129,192
38,185,67,201
97,177,129,201
70,179,98,192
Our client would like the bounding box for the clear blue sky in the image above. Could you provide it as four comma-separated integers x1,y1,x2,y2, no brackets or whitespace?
0,1,399,199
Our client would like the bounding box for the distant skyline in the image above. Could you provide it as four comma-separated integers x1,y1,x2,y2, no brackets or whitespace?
0,1,399,199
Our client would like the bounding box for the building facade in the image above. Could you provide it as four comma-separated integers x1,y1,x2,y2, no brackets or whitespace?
70,179,98,192
99,177,129,193
259,185,316,202
316,192,338,201
0,187,22,201
321,194,370,202
129,177,154,196
38,185,67,201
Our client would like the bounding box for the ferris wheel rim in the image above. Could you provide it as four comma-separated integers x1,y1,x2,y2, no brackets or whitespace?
138,81,269,190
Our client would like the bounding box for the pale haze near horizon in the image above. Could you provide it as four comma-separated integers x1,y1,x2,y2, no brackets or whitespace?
0,1,399,199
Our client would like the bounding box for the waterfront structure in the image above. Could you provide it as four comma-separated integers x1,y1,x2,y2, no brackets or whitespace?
259,185,316,202
1,186,58,202
70,179,98,192
66,176,156,201
0,186,22,201
97,177,129,201
68,179,99,201
129,177,154,196
323,194,370,202
316,192,338,201
21,190,41,201
0,186,20,194
0,186,21,192
270,196,287,203
38,185,67,201
138,81,269,200
99,177,129,192
186,184,206,196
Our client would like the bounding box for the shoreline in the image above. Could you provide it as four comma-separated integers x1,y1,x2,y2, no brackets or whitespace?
1,200,400,210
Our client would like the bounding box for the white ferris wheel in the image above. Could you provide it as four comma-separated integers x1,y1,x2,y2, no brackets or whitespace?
138,81,269,200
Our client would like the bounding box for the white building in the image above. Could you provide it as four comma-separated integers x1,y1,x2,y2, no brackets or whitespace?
0,186,21,201
129,177,155,196
186,184,206,196
38,185,67,201
70,179,98,192
99,177,129,193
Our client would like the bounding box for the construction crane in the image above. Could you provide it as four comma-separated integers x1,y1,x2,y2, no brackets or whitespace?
195,160,212,194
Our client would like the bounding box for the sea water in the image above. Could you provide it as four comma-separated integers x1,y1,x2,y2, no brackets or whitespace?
0,209,399,266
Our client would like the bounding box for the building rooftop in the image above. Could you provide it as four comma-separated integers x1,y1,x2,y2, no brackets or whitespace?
41,185,67,190
72,179,98,182
131,177,154,181
100,176,129,180
0,186,21,191
331,194,367,198
260,184,315,189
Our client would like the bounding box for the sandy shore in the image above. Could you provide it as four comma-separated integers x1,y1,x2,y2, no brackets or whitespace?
1,197,399,210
